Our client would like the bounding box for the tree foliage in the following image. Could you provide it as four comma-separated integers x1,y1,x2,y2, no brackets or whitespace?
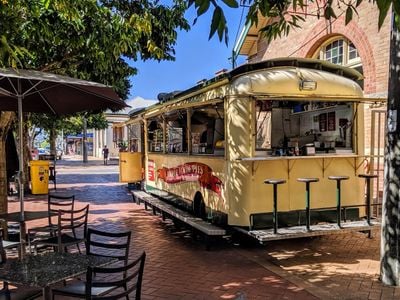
0,0,189,96
190,0,400,43
0,0,189,150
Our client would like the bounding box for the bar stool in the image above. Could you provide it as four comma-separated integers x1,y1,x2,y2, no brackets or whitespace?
328,176,349,227
297,177,319,231
264,179,286,234
358,174,378,225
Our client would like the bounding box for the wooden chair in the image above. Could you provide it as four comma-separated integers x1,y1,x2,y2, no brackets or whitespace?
52,251,146,300
28,194,75,253
0,235,41,300
33,205,89,253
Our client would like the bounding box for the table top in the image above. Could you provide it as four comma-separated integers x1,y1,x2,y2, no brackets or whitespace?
0,252,115,288
0,211,56,222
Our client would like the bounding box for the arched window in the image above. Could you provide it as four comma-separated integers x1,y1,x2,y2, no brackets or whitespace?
315,37,363,87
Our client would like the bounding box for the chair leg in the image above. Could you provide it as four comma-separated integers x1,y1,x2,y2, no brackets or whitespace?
27,234,32,254
77,242,82,254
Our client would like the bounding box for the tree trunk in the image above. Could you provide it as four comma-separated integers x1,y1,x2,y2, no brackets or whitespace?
380,14,400,286
49,126,57,156
0,112,15,214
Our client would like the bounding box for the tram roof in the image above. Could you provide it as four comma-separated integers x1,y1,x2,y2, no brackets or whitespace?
158,58,362,101
128,58,369,119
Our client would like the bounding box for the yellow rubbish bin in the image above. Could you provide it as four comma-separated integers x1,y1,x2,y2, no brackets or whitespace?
30,160,49,194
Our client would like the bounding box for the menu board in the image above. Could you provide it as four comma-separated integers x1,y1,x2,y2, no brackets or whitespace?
328,112,336,131
319,113,327,132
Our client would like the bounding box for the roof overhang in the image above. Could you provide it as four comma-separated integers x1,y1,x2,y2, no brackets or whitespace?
233,15,269,58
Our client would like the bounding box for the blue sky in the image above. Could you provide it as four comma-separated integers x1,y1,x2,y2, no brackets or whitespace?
128,5,247,100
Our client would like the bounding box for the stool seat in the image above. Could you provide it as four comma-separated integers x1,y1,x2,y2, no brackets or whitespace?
297,178,319,183
264,179,286,185
328,176,349,181
358,174,378,179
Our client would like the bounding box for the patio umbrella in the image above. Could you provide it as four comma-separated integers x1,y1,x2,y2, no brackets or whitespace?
0,68,127,217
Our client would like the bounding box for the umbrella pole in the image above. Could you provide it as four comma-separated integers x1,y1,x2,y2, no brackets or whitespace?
17,82,24,218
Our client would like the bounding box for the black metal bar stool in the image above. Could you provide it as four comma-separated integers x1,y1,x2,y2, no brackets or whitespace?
264,179,286,234
297,177,319,231
358,173,378,225
328,176,349,227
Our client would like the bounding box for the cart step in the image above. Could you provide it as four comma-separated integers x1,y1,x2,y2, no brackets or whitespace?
235,220,380,243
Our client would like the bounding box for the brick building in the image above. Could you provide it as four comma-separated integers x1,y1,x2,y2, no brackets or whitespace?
233,2,391,198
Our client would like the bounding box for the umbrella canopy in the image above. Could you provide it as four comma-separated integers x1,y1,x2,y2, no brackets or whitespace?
0,68,128,225
0,68,127,114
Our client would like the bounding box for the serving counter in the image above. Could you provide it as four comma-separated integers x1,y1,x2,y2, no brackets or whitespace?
227,153,368,226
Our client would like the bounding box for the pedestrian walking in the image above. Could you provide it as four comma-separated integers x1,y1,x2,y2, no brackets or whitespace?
102,145,109,165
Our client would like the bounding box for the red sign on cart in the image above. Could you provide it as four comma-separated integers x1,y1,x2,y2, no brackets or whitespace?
157,162,222,195
148,160,155,181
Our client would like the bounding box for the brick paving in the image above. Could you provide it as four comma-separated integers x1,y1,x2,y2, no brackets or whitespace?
5,155,396,299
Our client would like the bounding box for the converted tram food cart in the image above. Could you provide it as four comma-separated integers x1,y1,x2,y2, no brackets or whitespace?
124,58,382,242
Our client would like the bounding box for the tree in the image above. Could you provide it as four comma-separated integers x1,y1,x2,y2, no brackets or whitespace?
0,0,189,209
191,0,400,43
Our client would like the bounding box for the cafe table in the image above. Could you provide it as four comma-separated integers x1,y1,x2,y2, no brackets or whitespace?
0,211,58,258
0,252,115,299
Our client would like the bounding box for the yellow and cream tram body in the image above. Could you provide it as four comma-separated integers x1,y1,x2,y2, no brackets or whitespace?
126,58,380,232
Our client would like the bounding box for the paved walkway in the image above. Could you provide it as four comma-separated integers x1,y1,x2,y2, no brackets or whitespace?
7,155,395,299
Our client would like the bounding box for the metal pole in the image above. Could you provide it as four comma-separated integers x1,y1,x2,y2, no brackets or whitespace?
273,184,278,234
305,182,310,231
83,117,88,163
17,80,24,218
366,178,371,225
336,180,341,227
61,129,64,154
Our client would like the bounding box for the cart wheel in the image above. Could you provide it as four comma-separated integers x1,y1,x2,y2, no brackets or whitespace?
193,192,206,220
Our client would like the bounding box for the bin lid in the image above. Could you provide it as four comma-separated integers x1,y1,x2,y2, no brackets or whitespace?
29,160,50,166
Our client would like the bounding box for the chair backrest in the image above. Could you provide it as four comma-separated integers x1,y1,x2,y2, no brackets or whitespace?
86,228,131,265
48,194,75,226
0,235,6,265
57,205,89,239
86,251,146,300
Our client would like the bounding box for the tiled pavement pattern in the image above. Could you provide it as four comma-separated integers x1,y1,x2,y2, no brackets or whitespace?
6,156,395,299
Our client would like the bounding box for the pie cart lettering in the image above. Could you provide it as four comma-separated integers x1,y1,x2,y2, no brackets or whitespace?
148,160,155,181
157,162,222,195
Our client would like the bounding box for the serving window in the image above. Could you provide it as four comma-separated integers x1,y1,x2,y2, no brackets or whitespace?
146,103,225,156
255,100,354,156
165,110,187,153
127,123,142,152
191,103,224,155
147,117,164,153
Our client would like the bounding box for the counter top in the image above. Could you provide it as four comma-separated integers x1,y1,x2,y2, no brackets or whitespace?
237,154,360,161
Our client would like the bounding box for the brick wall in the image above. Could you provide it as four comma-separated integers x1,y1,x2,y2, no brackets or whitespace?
252,2,391,97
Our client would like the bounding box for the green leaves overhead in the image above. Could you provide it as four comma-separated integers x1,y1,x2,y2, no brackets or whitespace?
345,6,353,25
241,0,398,42
191,0,237,43
221,0,238,8
376,0,391,29
192,0,399,46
